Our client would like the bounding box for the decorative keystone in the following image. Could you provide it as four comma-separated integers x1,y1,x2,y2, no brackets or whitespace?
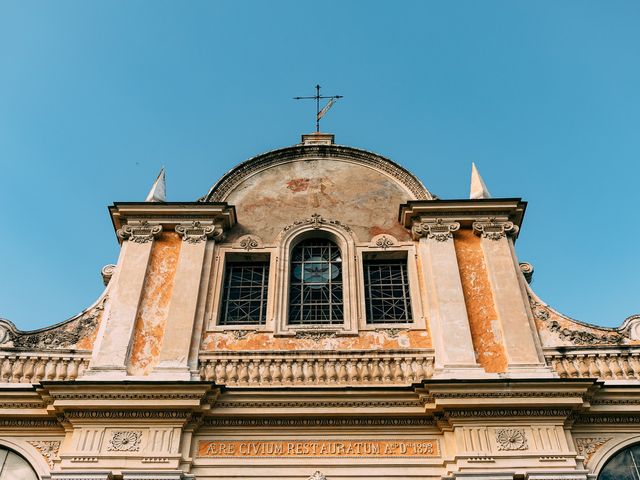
411,218,460,241
175,221,222,243
472,218,519,240
116,221,163,243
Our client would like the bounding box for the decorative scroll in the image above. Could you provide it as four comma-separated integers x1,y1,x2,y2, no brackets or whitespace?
411,218,460,241
283,213,351,232
198,439,439,458
175,221,221,243
116,220,162,243
472,218,518,240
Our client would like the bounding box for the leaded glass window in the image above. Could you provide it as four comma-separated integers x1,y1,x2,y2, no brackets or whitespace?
288,238,343,325
598,443,640,480
364,259,412,323
219,261,269,325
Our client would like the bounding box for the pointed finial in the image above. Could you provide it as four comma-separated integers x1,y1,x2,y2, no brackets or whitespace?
145,167,166,202
470,162,491,199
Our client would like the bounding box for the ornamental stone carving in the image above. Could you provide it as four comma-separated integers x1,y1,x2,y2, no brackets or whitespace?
283,213,351,232
101,264,116,286
308,472,327,480
575,437,612,463
175,221,221,243
473,218,519,240
116,220,162,243
411,218,460,241
239,235,260,251
28,440,61,469
107,430,142,451
496,428,528,450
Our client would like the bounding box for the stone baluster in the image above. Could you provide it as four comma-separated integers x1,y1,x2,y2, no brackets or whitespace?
11,357,24,383
608,355,623,379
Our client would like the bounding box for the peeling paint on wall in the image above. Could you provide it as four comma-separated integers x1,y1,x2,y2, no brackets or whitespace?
128,232,181,375
454,229,508,373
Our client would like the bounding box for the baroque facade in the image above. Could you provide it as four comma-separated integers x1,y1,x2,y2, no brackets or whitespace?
1,132,639,480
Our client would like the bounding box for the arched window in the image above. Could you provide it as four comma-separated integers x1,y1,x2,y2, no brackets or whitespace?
599,443,640,480
0,446,38,480
288,238,343,325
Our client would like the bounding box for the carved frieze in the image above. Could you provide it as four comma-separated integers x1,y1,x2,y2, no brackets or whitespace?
283,213,351,232
411,218,460,241
116,220,162,243
28,440,61,469
295,331,337,342
575,437,612,463
473,218,519,240
107,430,142,452
175,220,222,243
496,428,528,451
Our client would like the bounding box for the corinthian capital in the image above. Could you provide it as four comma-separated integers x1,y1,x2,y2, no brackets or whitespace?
116,221,163,243
175,221,223,243
473,218,519,240
411,218,460,241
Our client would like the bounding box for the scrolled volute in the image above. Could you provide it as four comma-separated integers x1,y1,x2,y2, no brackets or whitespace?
175,221,223,243
411,218,460,242
473,217,519,240
116,220,163,243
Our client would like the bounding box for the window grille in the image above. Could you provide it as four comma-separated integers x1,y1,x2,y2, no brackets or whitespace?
288,238,343,325
364,259,412,323
219,261,269,326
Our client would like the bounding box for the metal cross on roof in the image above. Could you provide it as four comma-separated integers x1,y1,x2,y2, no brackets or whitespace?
294,84,343,133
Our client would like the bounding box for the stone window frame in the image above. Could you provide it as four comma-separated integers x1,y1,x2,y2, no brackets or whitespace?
356,241,426,332
272,223,359,337
207,247,277,332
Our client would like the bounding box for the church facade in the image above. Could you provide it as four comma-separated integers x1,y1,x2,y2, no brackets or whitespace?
1,132,639,480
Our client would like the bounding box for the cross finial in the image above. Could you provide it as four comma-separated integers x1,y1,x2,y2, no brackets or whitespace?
294,85,343,133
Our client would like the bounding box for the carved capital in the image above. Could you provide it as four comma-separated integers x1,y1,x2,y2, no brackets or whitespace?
473,218,519,240
411,218,460,241
116,220,162,243
175,221,222,243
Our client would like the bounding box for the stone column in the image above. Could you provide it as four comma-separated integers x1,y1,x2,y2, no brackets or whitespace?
473,218,549,375
154,221,222,380
413,219,484,377
87,221,162,377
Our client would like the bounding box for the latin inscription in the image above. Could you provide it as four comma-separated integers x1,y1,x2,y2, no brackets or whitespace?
198,439,439,458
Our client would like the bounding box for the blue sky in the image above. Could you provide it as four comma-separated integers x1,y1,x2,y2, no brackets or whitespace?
0,1,638,330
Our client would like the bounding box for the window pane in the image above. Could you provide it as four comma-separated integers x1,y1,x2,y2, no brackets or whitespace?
219,261,269,326
364,259,412,324
598,444,640,480
288,238,343,325
0,449,38,480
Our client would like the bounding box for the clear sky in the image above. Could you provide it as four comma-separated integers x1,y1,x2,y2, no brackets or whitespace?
0,1,638,330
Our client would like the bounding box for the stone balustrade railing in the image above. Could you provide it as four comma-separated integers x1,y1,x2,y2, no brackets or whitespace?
0,352,91,383
546,348,640,380
199,350,435,386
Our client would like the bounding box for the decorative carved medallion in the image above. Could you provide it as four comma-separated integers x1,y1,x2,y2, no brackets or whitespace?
224,330,252,340
28,440,60,469
411,218,460,241
239,235,259,251
107,431,142,451
473,218,518,240
575,437,612,463
309,472,327,480
375,236,394,250
284,213,351,232
116,220,163,243
496,428,528,450
175,221,221,243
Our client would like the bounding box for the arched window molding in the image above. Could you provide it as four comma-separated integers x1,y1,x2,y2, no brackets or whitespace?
589,435,640,479
0,439,47,480
273,222,360,336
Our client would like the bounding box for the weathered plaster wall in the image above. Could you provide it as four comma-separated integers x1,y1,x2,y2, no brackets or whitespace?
201,330,431,352
128,232,181,375
223,159,413,243
454,229,508,373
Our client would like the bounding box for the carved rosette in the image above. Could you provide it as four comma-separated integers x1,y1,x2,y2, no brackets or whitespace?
575,437,612,463
411,218,460,242
175,221,222,243
473,218,519,240
28,440,60,469
108,430,142,451
496,428,528,450
116,221,163,243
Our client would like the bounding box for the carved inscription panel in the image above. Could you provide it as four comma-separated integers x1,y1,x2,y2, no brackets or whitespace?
198,439,439,458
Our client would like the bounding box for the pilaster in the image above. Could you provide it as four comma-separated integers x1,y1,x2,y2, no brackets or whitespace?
153,221,224,380
412,218,484,377
473,218,548,375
